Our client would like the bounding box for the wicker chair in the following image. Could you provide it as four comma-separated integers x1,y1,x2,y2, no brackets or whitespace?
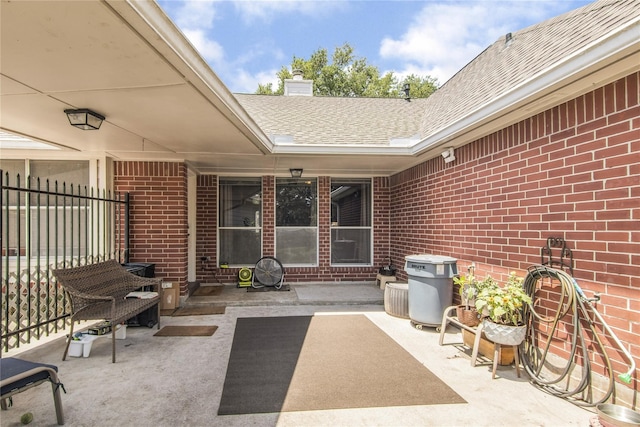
53,260,162,363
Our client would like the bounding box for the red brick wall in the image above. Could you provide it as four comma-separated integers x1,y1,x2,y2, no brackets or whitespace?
373,177,392,269
195,175,390,284
114,161,188,295
390,71,640,391
195,175,217,282
262,175,275,256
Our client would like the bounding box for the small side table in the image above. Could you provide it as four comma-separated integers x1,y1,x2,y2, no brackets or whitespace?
438,305,485,367
376,273,396,290
439,305,521,379
490,342,521,379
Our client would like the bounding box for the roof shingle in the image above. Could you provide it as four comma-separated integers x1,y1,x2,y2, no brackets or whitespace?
235,95,429,146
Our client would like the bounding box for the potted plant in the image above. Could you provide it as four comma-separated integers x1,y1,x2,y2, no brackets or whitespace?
474,272,532,346
453,272,482,327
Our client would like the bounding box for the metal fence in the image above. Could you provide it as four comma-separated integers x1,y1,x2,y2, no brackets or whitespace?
1,170,129,353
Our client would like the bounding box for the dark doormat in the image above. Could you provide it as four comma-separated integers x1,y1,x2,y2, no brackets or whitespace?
246,284,290,292
218,315,465,415
153,325,218,336
172,305,226,316
192,285,224,297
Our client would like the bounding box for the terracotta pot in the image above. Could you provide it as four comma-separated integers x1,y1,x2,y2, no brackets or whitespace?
482,319,526,346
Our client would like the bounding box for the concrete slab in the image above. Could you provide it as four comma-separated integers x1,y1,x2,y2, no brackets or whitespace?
2,283,595,427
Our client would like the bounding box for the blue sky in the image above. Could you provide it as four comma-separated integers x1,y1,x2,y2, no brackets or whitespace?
157,0,592,94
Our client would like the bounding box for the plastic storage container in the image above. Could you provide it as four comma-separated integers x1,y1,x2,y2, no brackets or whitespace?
405,254,457,328
68,334,99,358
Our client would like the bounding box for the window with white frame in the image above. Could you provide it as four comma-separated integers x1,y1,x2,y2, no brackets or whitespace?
275,178,317,265
330,178,372,265
218,177,262,265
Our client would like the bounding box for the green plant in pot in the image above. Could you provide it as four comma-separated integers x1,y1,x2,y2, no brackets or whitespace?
453,271,482,327
474,272,532,345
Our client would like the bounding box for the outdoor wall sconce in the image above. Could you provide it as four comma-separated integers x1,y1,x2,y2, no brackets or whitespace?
441,147,456,163
64,109,105,130
290,168,303,178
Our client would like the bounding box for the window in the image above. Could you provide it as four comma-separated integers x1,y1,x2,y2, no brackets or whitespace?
330,179,371,265
218,177,262,265
276,178,317,265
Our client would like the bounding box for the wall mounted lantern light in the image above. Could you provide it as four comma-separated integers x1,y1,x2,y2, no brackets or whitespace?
64,109,105,130
290,168,303,178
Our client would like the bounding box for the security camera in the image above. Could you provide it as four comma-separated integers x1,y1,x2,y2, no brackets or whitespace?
441,147,455,163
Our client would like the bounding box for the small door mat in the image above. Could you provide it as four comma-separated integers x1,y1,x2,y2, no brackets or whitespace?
172,305,226,316
154,325,218,336
247,284,290,292
192,285,224,297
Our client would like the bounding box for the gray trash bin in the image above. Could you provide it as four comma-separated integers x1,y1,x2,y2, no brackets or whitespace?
405,254,457,328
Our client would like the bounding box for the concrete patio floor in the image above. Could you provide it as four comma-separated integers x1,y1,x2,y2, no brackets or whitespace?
2,282,595,427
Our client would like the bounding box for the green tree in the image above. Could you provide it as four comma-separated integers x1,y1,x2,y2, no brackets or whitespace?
256,43,439,98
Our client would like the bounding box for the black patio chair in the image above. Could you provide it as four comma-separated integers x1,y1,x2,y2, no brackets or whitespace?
1,357,65,425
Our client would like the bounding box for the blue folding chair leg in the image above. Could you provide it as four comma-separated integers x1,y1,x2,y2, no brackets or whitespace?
1,357,65,425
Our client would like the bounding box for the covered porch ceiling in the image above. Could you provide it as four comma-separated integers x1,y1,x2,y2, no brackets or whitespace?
1,1,639,177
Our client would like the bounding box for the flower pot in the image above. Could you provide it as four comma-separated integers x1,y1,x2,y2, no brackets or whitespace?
482,319,526,346
456,305,480,327
462,329,514,365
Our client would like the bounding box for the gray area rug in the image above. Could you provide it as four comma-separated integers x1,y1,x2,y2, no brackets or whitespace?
218,315,465,415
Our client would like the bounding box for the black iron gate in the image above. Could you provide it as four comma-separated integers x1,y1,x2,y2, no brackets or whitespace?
1,170,130,352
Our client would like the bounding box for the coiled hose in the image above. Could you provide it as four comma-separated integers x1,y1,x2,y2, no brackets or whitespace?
520,266,635,407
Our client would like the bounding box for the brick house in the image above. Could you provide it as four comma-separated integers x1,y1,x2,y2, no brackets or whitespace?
1,0,638,398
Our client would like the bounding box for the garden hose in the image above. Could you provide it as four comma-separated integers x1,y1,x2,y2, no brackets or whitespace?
520,266,635,407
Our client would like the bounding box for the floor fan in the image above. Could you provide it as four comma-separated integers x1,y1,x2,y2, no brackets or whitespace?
238,267,252,287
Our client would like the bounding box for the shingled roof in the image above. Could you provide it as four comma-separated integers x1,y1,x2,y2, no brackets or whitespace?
234,95,429,146
235,0,639,151
419,0,640,139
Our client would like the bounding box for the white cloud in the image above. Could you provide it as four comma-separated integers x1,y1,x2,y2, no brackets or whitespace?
379,1,567,84
158,0,303,92
172,0,219,30
183,29,225,64
161,1,226,65
221,42,286,92
233,0,347,23
232,68,281,93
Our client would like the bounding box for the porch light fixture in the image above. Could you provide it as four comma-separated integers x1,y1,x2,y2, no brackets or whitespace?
441,147,456,164
64,109,105,130
290,168,303,178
